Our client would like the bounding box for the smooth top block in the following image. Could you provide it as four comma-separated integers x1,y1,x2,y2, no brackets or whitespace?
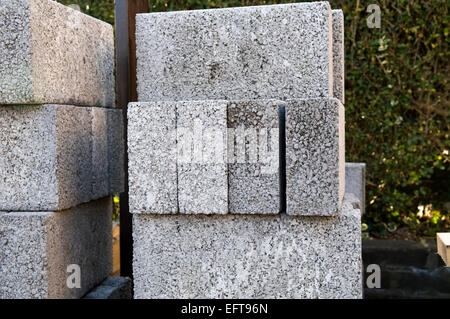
0,0,114,107
136,2,333,102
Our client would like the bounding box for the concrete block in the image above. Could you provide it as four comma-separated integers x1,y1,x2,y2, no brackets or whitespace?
344,193,362,212
286,98,345,216
92,108,110,198
177,100,228,215
345,163,366,215
0,197,113,299
332,10,345,104
83,277,132,299
0,105,124,211
128,102,177,214
227,100,280,214
132,196,362,299
56,105,93,208
92,108,125,197
0,0,114,107
437,233,450,267
136,2,333,102
107,109,125,195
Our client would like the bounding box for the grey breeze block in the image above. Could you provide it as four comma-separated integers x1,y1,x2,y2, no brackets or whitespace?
345,163,366,215
0,104,124,211
228,100,280,214
286,98,345,216
332,9,345,104
128,101,177,215
128,100,280,215
0,196,113,299
0,0,114,107
177,100,228,215
136,2,333,102
132,196,362,299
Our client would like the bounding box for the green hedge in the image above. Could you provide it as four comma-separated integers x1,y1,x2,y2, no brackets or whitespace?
58,0,449,238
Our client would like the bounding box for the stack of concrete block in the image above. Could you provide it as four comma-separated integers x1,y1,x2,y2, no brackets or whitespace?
0,0,123,299
130,2,361,298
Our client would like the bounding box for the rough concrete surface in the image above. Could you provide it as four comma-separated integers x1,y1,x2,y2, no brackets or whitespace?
0,0,114,107
128,102,178,214
83,277,132,299
286,98,345,216
107,109,125,195
136,2,333,102
128,99,282,215
0,104,123,211
332,9,345,104
227,100,280,214
133,196,362,299
0,197,113,299
177,100,228,215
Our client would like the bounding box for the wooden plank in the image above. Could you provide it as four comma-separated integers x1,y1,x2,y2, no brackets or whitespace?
127,0,148,102
437,233,450,266
115,0,149,279
112,225,121,277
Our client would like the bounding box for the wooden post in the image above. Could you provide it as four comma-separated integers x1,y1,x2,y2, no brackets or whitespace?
115,0,149,279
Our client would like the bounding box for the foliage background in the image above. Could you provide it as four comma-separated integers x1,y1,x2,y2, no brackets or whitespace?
58,0,449,239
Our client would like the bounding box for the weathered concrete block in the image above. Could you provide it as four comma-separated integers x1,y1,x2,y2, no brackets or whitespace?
177,101,228,215
92,108,125,197
227,100,280,214
128,102,177,214
0,0,114,107
0,105,123,211
136,2,333,102
286,98,345,216
133,196,362,299
0,197,113,299
345,163,366,215
55,105,93,208
107,109,125,195
83,277,132,299
92,108,109,198
332,9,345,104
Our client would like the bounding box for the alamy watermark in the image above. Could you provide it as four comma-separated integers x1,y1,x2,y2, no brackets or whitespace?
169,121,279,175
366,264,381,289
66,264,81,289
366,4,381,29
